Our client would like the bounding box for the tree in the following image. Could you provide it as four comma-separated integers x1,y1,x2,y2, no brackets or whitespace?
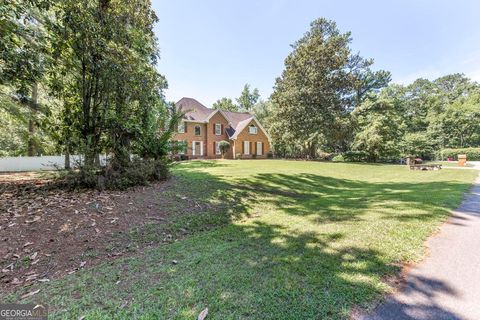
212,97,238,112
236,84,259,112
49,0,168,168
269,18,390,158
0,0,53,156
218,140,230,158
352,96,403,162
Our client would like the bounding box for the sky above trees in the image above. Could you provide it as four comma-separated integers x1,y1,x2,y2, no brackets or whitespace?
153,0,480,106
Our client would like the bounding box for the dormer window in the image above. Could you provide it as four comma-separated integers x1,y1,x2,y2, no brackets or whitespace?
248,124,257,134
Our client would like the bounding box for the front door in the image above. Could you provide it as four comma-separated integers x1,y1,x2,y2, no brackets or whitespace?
194,141,202,156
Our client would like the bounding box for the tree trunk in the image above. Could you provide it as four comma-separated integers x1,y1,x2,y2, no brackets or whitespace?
27,83,38,156
65,148,71,170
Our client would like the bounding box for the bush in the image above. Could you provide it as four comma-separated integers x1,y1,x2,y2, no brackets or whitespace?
343,150,369,162
267,151,274,159
332,154,345,162
64,158,170,190
440,148,480,161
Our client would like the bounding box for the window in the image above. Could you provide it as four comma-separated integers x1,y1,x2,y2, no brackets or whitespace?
243,141,250,155
256,142,263,156
194,125,201,136
215,141,221,155
215,123,222,135
178,121,185,133
249,125,257,134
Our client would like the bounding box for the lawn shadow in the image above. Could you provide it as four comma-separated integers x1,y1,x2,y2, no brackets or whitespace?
235,173,471,224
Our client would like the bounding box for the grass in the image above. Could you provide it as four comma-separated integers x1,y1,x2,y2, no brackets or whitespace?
3,160,478,319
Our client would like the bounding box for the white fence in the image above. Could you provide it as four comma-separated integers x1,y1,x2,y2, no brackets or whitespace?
0,155,108,172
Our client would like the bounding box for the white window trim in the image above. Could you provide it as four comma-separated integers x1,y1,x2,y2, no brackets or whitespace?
194,125,201,136
244,141,250,155
256,142,262,156
215,141,221,155
215,123,222,135
249,125,257,134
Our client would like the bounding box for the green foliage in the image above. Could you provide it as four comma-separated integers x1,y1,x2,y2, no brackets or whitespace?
343,151,369,162
352,95,402,162
351,74,480,162
440,148,480,161
269,18,391,158
212,98,238,112
236,84,260,112
218,140,230,157
64,158,170,190
332,154,344,162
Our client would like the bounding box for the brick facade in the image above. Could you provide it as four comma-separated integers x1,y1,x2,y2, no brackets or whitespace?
172,98,271,159
232,119,271,159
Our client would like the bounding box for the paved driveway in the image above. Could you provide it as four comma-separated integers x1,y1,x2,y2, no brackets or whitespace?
362,173,480,320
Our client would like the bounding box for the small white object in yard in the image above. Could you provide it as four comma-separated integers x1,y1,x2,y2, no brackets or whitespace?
37,278,50,283
172,260,178,265
80,261,86,268
23,241,34,247
21,289,40,299
198,307,208,320
30,252,38,260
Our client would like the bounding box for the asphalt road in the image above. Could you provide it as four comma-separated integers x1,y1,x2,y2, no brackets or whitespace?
363,173,480,320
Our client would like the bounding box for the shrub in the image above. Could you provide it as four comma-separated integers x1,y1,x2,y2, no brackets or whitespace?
64,158,170,190
267,151,274,159
440,148,480,161
332,154,345,162
218,140,230,158
343,151,369,162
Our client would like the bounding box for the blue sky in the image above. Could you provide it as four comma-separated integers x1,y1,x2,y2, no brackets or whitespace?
152,0,480,106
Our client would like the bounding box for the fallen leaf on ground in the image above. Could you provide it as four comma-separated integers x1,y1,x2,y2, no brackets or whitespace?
21,289,40,299
198,307,208,320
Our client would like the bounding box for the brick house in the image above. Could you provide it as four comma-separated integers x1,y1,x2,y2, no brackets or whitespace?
172,97,271,159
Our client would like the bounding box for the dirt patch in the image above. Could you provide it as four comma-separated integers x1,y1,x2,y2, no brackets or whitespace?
0,172,192,294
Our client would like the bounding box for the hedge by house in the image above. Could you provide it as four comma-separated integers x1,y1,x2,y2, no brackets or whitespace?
440,148,480,161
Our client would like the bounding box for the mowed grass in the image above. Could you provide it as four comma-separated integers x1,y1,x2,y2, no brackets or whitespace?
4,160,478,319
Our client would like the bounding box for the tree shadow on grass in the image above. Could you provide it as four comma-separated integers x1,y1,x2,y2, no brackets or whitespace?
235,173,471,224
6,162,473,319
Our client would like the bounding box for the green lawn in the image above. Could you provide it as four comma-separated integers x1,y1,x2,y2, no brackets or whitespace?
4,160,478,319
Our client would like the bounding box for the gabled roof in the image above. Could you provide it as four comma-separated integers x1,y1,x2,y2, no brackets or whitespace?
175,97,213,121
229,117,272,142
175,97,270,141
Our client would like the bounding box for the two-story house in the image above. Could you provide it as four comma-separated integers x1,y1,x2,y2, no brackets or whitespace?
173,97,271,159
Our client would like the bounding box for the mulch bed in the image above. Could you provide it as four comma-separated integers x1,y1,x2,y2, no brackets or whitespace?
0,172,182,294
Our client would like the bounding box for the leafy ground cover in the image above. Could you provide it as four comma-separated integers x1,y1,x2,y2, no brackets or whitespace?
2,160,477,319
